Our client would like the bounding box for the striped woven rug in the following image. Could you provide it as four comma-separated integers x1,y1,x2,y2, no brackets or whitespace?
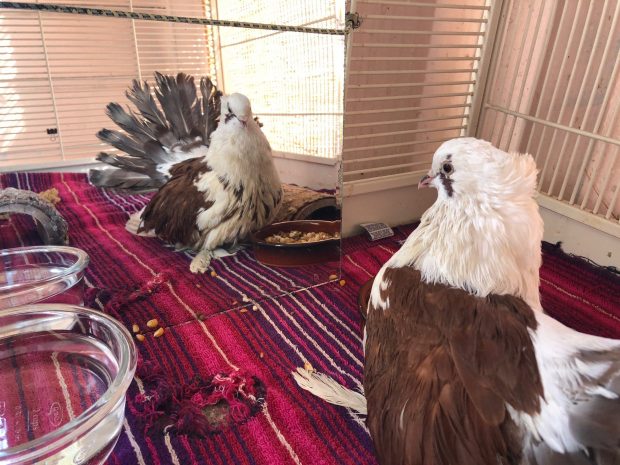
1,172,619,465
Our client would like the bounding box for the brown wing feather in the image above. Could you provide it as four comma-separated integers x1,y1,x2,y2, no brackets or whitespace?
139,158,212,246
364,267,543,465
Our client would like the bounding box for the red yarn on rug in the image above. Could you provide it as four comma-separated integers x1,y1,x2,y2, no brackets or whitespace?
133,360,266,437
83,272,170,312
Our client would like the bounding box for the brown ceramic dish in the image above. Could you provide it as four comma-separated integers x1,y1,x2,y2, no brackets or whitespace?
251,220,341,267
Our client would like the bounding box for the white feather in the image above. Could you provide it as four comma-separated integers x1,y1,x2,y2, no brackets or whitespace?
513,312,620,454
373,138,544,313
292,368,367,414
156,145,209,179
125,208,155,237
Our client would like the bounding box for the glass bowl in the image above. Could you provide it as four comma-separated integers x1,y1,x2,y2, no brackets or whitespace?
0,304,137,465
0,246,90,310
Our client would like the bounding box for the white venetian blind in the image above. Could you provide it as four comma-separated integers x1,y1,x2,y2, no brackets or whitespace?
0,0,215,170
343,0,490,184
214,0,345,159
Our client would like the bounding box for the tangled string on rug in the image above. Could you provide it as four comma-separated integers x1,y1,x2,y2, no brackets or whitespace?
133,360,267,436
84,272,170,312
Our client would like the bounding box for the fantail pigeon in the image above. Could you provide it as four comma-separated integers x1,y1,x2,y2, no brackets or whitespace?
294,137,620,465
126,93,282,274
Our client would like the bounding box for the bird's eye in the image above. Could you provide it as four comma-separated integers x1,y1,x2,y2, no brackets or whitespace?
441,162,453,175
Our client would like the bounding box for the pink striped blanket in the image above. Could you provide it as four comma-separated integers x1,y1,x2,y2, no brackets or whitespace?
1,172,618,464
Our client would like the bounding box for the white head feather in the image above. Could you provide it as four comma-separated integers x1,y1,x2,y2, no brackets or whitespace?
220,93,252,124
206,92,273,166
373,137,544,311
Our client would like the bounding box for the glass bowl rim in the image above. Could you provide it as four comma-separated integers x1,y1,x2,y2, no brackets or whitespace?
0,304,136,463
0,246,90,304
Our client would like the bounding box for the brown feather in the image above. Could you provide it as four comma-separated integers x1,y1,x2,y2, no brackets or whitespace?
138,158,211,246
364,266,543,465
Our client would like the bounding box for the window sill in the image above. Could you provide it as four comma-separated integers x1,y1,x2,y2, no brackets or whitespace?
1,158,102,173
272,151,339,166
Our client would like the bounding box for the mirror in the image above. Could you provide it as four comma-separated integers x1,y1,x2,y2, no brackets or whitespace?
0,2,344,320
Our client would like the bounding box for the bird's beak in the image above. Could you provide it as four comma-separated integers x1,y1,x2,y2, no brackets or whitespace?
418,173,436,189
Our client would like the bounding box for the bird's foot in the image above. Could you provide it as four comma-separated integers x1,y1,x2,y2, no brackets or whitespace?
190,250,213,274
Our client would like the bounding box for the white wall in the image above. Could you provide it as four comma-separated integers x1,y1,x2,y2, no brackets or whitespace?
342,169,436,236
541,206,619,268
272,153,339,191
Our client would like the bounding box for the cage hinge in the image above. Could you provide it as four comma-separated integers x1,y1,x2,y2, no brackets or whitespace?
345,12,361,31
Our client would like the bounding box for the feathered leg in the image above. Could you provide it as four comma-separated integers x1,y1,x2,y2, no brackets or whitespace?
190,249,214,274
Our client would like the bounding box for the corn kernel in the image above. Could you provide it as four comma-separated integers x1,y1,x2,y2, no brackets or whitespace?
146,319,159,328
210,270,217,277
339,279,346,287
136,334,145,342
132,324,140,333
153,327,165,338
240,308,248,313
329,274,338,281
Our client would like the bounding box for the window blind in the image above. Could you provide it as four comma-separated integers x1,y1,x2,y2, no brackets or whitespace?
214,0,345,159
342,0,490,184
0,0,215,170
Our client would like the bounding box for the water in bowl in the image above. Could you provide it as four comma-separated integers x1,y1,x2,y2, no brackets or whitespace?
0,330,124,465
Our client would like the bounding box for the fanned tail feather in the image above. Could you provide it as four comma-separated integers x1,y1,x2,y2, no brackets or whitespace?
95,150,164,182
93,72,222,191
96,129,147,160
104,102,155,142
126,79,167,128
154,72,197,141
200,76,221,142
292,368,367,414
88,168,162,192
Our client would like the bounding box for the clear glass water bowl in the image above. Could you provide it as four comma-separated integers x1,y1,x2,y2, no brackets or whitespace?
0,246,90,310
0,304,137,465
